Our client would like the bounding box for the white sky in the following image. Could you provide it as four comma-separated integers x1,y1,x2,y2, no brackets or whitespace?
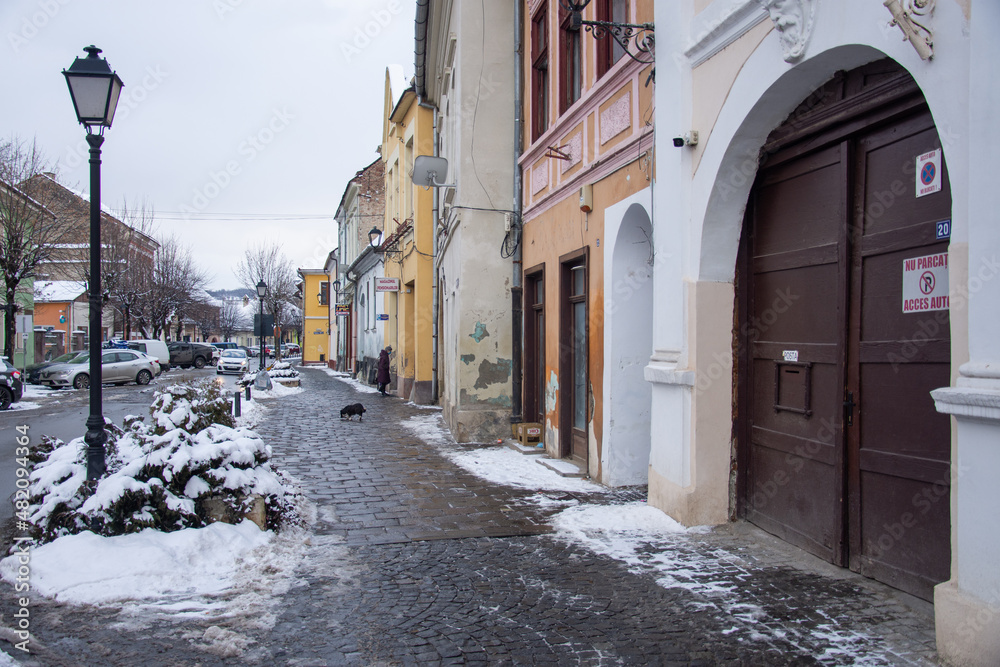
1,0,416,290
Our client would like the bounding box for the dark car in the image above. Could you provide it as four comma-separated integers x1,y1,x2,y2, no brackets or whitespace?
167,342,215,369
0,358,24,410
26,350,87,384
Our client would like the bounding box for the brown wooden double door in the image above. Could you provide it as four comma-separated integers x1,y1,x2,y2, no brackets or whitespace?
739,62,951,601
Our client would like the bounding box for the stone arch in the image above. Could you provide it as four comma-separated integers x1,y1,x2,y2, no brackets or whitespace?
602,195,653,486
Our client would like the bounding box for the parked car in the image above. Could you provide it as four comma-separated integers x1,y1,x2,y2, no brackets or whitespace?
239,345,257,358
0,358,23,410
211,342,239,351
216,349,250,375
283,343,301,356
25,350,88,384
38,349,156,389
127,339,171,372
167,342,215,369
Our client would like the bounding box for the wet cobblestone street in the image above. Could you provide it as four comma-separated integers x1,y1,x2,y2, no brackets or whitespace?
1,367,941,665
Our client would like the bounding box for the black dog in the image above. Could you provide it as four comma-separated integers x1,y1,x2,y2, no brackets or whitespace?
340,403,366,421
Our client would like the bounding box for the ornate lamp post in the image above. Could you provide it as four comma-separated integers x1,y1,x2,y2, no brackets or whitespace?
63,45,124,481
256,279,267,370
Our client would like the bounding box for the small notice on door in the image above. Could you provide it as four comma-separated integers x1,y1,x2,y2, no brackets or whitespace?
916,150,942,198
902,252,949,313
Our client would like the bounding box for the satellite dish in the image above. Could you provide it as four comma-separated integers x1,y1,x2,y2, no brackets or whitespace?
411,155,454,188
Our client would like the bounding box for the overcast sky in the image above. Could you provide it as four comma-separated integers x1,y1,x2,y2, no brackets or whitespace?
1,0,415,291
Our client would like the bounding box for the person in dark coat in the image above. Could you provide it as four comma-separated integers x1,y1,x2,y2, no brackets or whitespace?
376,346,392,396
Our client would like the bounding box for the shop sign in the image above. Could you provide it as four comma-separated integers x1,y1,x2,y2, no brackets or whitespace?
335,304,350,317
375,277,399,292
902,252,949,313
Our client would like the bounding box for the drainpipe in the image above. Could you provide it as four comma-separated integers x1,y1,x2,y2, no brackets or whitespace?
510,0,524,423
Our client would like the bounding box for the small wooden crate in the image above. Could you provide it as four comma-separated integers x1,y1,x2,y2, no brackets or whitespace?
511,422,543,447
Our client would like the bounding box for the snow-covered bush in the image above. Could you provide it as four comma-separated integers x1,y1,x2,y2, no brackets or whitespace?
239,361,299,387
22,379,299,544
265,361,299,379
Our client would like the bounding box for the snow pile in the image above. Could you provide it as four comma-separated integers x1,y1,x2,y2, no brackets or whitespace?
23,379,299,543
263,361,299,380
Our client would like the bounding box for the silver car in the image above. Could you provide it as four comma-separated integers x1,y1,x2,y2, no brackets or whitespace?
216,349,249,375
39,349,157,389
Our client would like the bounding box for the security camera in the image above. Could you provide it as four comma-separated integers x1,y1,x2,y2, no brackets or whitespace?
673,131,699,148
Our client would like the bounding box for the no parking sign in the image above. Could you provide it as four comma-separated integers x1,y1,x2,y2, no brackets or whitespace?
902,252,949,313
916,149,942,198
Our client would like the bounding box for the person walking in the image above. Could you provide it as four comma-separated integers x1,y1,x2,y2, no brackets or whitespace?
377,346,392,396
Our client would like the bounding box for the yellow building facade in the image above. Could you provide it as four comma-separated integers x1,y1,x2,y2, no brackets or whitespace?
380,72,435,403
296,268,331,365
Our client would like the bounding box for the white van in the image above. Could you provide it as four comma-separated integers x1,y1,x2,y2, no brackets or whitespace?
127,340,171,372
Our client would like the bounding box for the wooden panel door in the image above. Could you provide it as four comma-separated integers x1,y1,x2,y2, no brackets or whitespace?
848,110,952,600
744,143,849,566
560,253,588,464
741,61,951,600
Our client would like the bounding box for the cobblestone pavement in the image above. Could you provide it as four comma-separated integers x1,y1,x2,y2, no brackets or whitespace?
0,367,941,665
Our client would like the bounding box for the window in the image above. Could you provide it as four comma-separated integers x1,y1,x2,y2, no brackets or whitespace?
559,8,582,113
531,3,549,140
525,269,545,423
319,281,329,306
597,0,629,78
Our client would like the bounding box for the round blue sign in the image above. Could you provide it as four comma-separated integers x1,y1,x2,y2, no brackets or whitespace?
920,162,936,185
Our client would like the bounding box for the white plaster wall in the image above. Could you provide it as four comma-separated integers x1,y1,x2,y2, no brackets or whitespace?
602,194,653,486
650,0,1000,661
356,263,386,366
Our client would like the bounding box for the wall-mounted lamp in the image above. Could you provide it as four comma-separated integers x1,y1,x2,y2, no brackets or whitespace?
557,0,654,80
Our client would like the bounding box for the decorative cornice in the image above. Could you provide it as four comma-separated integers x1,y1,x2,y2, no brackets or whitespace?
684,0,769,68
522,128,653,223
932,362,1000,423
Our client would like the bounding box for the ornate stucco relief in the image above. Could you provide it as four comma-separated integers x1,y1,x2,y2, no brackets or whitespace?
600,91,631,145
561,132,583,173
759,0,816,62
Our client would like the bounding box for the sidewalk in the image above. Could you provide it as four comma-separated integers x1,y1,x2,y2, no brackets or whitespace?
1,367,940,665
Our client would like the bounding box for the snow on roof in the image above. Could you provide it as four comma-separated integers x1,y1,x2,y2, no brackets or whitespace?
387,63,410,107
35,280,86,302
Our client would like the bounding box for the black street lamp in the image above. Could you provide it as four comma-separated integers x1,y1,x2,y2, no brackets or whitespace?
256,279,267,370
63,45,124,481
368,226,383,249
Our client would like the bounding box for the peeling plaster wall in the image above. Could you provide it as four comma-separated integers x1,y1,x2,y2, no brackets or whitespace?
522,159,652,472
434,0,517,442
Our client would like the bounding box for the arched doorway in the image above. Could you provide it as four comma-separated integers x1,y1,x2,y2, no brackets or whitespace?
604,202,654,486
736,59,952,601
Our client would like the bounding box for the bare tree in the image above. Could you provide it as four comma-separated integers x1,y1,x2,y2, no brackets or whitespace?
135,236,208,340
105,198,158,340
218,299,247,341
0,136,80,360
189,300,220,341
234,242,297,359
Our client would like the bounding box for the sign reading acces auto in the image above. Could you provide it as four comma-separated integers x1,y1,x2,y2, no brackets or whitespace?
902,252,949,313
375,277,399,292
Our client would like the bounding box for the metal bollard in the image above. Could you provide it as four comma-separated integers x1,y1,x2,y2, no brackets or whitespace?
234,390,241,417
245,385,251,401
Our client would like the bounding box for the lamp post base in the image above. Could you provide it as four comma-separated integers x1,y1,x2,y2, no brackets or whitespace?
84,415,107,480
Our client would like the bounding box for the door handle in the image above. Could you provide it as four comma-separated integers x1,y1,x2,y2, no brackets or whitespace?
844,391,856,427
